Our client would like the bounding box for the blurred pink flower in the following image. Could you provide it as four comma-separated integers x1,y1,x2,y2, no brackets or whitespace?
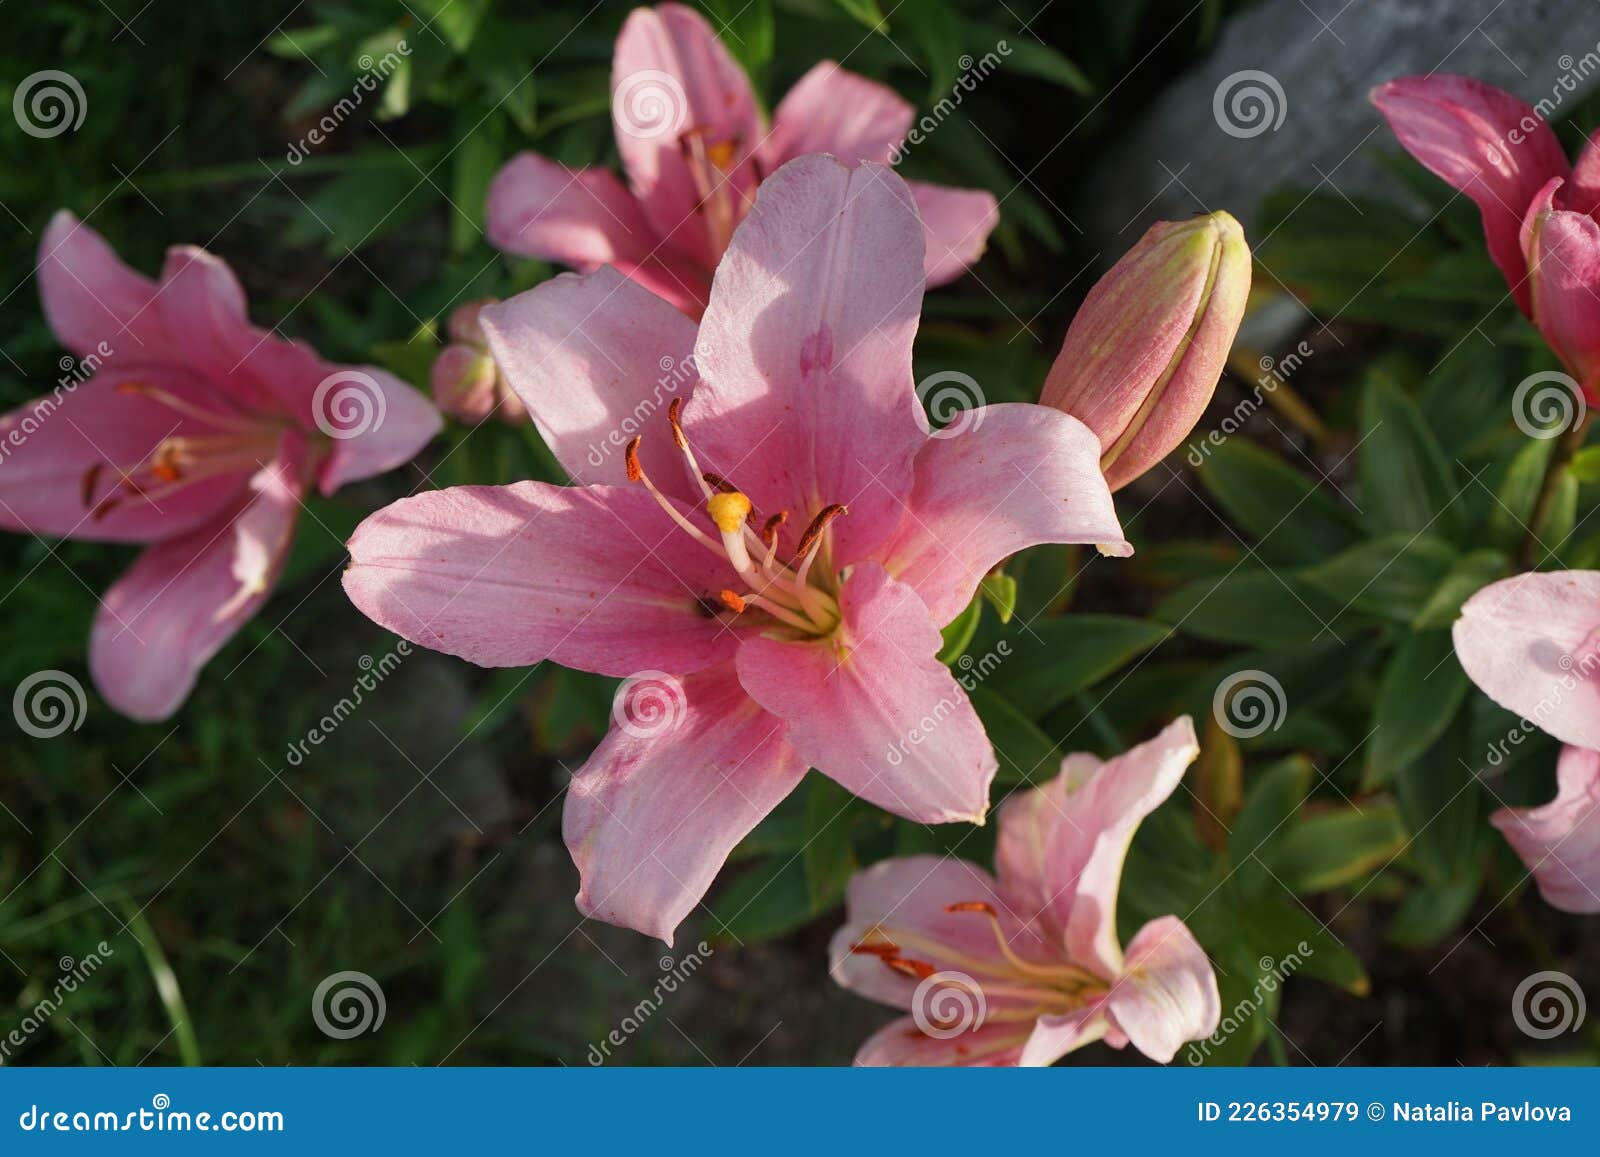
343,156,1126,944
1373,74,1600,396
430,299,528,426
485,3,998,316
1453,570,1600,912
830,717,1220,1066
0,212,440,722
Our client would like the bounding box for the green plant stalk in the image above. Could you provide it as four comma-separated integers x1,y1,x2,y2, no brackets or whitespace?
1517,412,1593,569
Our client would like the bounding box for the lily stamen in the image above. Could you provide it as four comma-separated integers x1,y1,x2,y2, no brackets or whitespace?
945,901,1104,991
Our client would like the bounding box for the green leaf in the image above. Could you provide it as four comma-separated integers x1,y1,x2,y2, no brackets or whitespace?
1487,437,1556,552
1267,804,1407,893
978,571,1017,623
1156,570,1346,648
1412,549,1509,629
1197,439,1362,562
412,0,490,53
1230,756,1313,876
971,688,1059,785
900,0,960,99
707,855,813,945
937,596,982,663
973,28,1091,94
831,0,887,31
1301,533,1457,622
1388,871,1482,947
988,616,1168,717
1570,444,1600,483
702,0,774,79
1395,715,1483,882
1238,895,1370,995
450,117,499,255
1360,369,1464,541
801,776,860,912
1366,630,1470,788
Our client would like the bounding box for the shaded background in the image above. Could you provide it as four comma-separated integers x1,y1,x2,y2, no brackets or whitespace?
3,0,1598,1066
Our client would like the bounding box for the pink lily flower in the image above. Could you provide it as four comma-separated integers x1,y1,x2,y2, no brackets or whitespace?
0,212,441,722
429,298,529,426
1452,571,1600,912
830,717,1220,1066
1372,75,1600,393
486,2,999,317
343,155,1127,943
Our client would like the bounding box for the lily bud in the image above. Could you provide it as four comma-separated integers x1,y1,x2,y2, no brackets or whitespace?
1041,212,1250,490
1524,202,1600,402
430,298,529,426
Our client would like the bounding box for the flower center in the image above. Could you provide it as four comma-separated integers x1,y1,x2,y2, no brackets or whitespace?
848,903,1111,1019
81,382,286,520
625,398,844,638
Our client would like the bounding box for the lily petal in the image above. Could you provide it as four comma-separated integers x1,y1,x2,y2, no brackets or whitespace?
1016,1006,1112,1067
612,2,762,270
855,1014,1032,1066
88,445,305,722
484,153,708,314
1524,207,1600,394
878,403,1128,627
316,366,441,495
1371,75,1568,313
908,181,999,288
479,267,701,493
736,563,995,824
37,211,170,361
342,481,740,676
1491,744,1600,913
1045,717,1200,977
763,61,912,168
686,155,927,565
1104,915,1221,1063
1452,570,1600,752
565,663,805,944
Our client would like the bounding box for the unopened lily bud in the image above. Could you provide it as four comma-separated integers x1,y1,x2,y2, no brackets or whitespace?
1041,212,1250,490
430,298,529,426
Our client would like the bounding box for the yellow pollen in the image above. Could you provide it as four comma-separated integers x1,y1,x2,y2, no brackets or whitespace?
706,490,752,534
705,139,737,170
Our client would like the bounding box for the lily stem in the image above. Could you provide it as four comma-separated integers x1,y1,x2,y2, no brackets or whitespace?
1516,412,1593,571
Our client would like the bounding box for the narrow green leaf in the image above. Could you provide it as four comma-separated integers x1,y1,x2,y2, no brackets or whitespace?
988,616,1168,717
937,596,982,663
978,571,1017,623
1360,369,1464,540
1197,439,1362,562
1230,756,1313,873
970,687,1058,785
801,776,860,912
1366,630,1470,788
1156,570,1345,648
1412,549,1509,629
1268,805,1407,893
1301,533,1457,622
